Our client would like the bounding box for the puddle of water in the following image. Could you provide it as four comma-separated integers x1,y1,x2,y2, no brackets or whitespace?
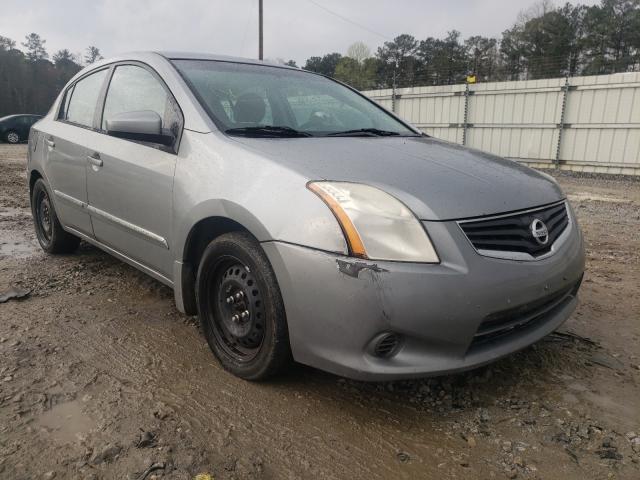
36,400,97,444
567,192,632,204
0,230,40,258
0,206,30,218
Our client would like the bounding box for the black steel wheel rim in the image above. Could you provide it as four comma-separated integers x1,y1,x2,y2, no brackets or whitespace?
36,189,52,244
209,256,266,362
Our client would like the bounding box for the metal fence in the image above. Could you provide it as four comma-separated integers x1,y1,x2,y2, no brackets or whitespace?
363,72,640,175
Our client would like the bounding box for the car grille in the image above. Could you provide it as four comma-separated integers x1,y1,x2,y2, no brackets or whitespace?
470,277,582,348
459,201,569,257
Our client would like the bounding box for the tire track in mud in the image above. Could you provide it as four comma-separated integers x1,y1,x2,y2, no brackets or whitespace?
6,284,454,478
49,295,450,479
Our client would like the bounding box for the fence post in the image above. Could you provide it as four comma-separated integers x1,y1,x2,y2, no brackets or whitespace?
462,83,470,146
555,76,570,168
391,67,397,113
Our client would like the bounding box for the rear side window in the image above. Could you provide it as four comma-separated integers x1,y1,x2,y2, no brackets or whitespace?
66,69,108,127
59,86,74,120
101,65,182,143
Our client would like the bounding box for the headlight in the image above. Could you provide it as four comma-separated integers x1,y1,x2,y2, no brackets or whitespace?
307,181,439,263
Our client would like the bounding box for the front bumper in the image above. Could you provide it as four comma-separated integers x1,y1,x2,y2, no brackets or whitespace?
263,211,585,381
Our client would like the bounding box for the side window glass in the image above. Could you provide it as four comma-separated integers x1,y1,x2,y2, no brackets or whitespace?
59,86,74,120
66,69,108,127
102,65,180,140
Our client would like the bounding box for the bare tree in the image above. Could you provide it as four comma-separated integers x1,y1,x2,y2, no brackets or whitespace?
346,41,371,64
84,46,103,64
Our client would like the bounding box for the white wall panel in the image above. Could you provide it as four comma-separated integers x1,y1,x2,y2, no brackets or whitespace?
363,72,640,174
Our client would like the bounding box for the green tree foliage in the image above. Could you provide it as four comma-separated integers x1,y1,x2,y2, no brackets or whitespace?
465,36,500,81
581,0,640,74
22,33,48,61
302,0,640,89
303,52,343,76
0,34,92,116
376,34,419,87
429,31,469,85
0,36,16,51
334,42,378,89
2,0,640,116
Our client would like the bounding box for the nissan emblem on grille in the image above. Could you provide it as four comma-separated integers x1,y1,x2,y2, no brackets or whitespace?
530,218,549,245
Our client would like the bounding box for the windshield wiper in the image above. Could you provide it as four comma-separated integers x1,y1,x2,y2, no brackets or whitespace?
327,128,402,137
225,125,312,137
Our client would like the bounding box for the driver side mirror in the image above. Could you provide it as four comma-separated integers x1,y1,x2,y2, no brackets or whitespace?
105,110,174,146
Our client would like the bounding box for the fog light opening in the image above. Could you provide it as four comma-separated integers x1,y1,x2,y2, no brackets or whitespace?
373,332,401,358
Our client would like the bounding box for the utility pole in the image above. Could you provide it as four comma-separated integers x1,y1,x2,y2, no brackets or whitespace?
258,0,263,60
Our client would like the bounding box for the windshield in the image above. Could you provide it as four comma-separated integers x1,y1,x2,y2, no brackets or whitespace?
171,59,417,137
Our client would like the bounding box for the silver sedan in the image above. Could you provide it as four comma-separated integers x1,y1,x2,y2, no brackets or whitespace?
28,52,585,381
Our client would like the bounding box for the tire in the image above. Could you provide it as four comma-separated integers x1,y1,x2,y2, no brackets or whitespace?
196,231,291,380
5,131,20,144
31,178,80,254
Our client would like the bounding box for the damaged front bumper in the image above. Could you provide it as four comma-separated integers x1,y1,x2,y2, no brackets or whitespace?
262,217,585,381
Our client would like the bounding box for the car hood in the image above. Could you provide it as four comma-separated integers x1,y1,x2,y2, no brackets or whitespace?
232,135,564,221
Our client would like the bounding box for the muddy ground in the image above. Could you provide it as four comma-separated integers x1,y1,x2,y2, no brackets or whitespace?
0,143,638,480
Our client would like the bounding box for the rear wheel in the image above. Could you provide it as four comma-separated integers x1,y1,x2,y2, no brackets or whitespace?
196,231,291,380
31,179,80,254
5,131,20,144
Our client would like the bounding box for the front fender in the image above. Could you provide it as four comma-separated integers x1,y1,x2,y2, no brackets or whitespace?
172,130,348,261
174,198,272,261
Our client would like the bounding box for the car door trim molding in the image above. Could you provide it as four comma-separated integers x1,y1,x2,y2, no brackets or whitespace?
53,190,168,249
54,189,87,209
86,204,169,249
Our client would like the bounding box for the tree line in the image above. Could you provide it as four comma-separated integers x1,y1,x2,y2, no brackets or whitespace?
1,0,639,117
0,33,103,116
295,0,640,90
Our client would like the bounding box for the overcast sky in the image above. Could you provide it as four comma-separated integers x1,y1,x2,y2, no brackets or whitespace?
1,0,601,64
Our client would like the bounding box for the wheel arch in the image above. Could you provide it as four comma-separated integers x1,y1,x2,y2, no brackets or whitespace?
29,168,44,197
175,200,274,316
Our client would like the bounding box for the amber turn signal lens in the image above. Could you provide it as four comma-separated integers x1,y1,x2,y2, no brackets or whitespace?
307,182,368,258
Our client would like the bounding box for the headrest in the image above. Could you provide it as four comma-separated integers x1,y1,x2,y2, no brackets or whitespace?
233,92,266,124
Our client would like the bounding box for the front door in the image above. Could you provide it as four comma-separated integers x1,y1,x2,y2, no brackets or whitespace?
85,64,183,278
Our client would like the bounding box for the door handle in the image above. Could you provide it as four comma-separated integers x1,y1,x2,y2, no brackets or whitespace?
45,138,55,148
87,154,103,167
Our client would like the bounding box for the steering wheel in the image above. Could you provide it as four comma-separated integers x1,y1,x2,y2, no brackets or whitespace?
300,110,339,130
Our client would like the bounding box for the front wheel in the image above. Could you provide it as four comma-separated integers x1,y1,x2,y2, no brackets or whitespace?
196,231,291,380
5,131,20,144
31,179,80,254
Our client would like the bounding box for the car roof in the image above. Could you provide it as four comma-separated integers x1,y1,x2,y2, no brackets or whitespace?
67,51,304,89
155,51,299,70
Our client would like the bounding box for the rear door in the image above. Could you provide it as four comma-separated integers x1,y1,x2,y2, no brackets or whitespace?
44,68,109,235
85,63,183,278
